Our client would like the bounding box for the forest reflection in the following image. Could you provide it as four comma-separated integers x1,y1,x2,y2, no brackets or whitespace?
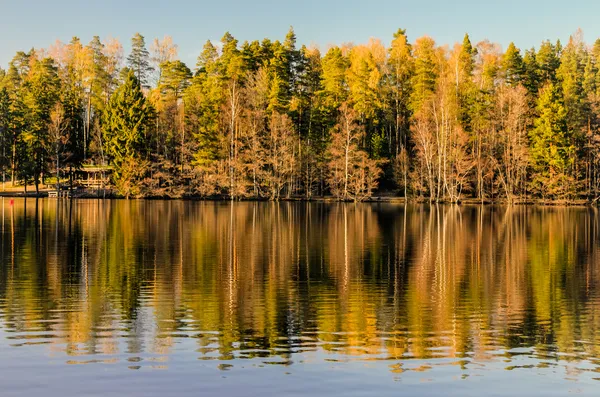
2,199,600,373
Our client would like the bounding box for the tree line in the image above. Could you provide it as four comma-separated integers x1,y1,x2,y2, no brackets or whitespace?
1,28,600,202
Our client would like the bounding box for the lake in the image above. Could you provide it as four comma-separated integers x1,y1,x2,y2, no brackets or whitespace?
1,199,600,396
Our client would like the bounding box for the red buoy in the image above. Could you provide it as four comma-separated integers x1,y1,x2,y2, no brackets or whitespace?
9,199,14,206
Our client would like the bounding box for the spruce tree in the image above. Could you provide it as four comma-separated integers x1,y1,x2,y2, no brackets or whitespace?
187,41,223,167
557,38,586,135
529,83,574,198
537,40,561,84
583,56,597,96
458,33,477,134
502,43,525,86
410,36,437,113
387,28,413,155
268,40,291,113
241,40,263,72
320,47,349,120
458,33,476,79
103,70,154,169
522,48,540,96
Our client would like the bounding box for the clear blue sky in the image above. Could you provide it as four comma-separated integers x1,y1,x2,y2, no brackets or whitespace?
0,0,598,69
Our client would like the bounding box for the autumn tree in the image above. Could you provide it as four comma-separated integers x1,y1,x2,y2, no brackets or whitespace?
327,103,381,201
240,68,269,196
48,102,68,191
493,85,529,202
151,35,178,85
263,112,296,200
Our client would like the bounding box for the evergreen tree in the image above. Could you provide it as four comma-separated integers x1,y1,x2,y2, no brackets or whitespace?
522,48,540,95
537,40,561,84
502,42,525,86
241,40,264,72
347,43,383,121
386,28,413,156
284,27,300,92
583,56,597,97
320,47,349,119
127,33,154,87
20,56,60,193
268,40,291,113
188,41,224,167
457,33,478,134
557,37,586,133
0,88,11,187
103,70,154,170
219,32,244,80
410,36,437,113
159,61,192,98
60,86,85,177
196,40,219,75
529,83,575,198
458,33,477,80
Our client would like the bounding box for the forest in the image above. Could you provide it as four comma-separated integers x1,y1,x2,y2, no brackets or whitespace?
0,28,599,202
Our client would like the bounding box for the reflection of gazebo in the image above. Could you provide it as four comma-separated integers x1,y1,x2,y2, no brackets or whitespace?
75,166,112,189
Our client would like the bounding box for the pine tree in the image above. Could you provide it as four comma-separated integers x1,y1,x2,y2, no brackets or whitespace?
127,33,154,87
159,61,191,98
20,56,61,193
219,32,244,80
196,40,219,75
88,36,110,108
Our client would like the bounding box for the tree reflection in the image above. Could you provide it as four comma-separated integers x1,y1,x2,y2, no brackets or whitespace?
1,199,600,372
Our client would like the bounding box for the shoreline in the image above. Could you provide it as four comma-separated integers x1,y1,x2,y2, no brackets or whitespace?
0,191,595,206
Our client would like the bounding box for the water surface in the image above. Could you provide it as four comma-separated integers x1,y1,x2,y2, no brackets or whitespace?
1,199,600,396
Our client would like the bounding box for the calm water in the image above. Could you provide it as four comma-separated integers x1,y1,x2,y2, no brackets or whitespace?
2,199,600,396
